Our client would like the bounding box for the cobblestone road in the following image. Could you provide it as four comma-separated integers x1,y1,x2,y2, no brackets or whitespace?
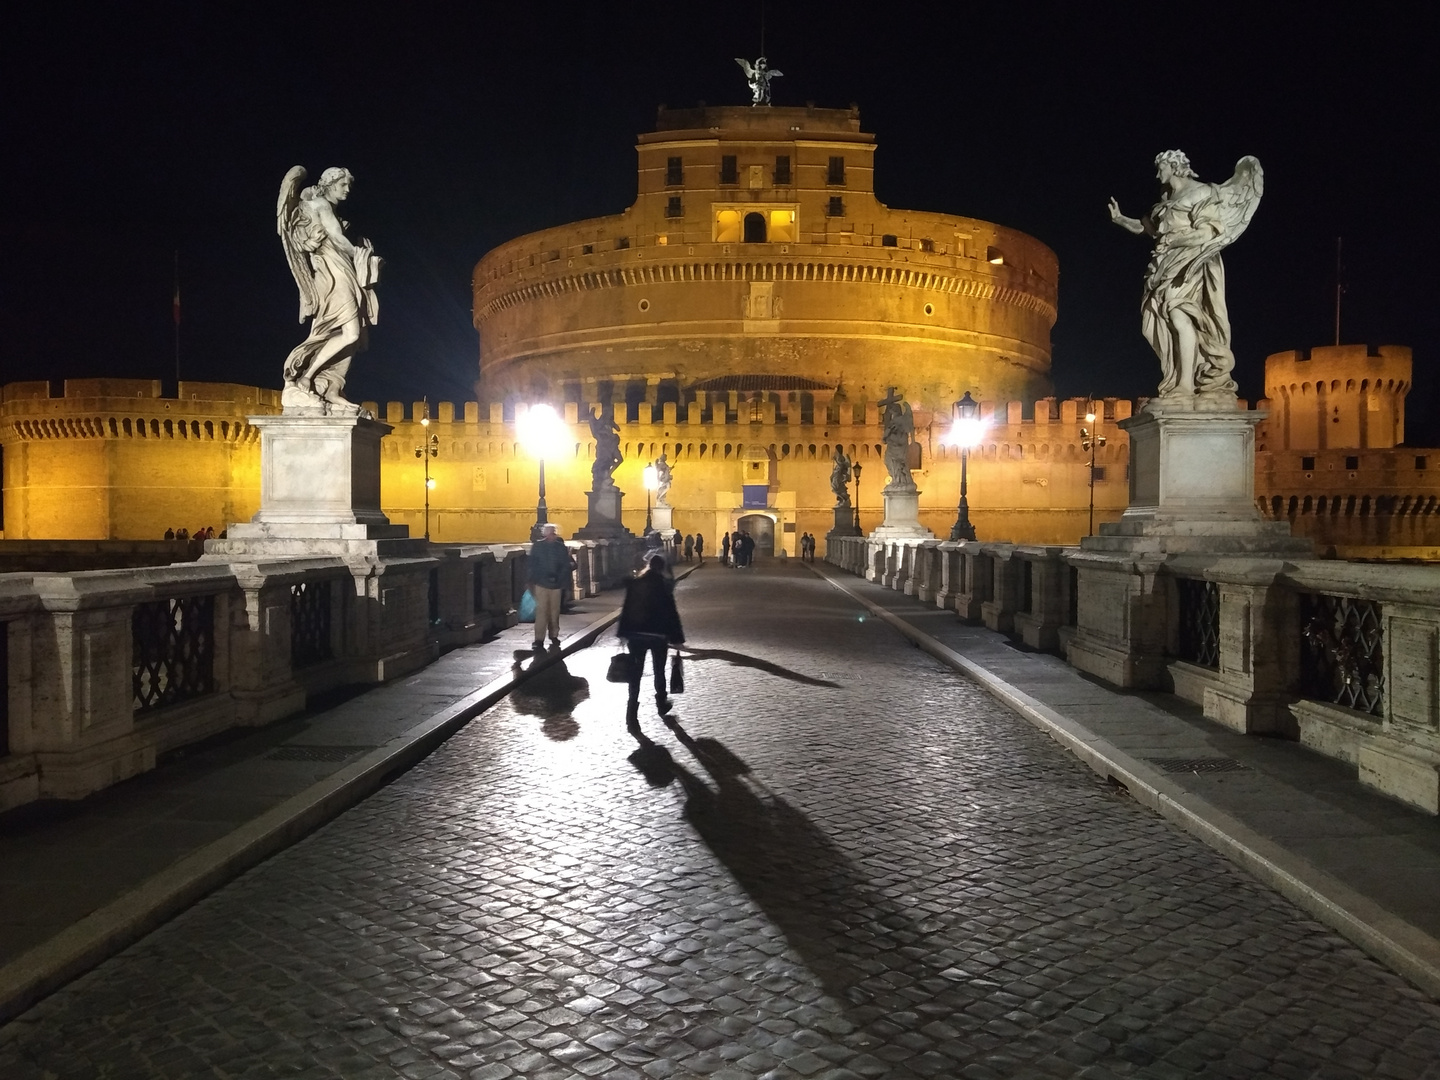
4,563,1440,1079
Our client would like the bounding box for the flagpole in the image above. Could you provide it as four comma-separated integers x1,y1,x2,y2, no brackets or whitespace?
173,250,182,385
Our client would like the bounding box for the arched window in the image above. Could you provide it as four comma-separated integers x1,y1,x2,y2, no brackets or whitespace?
743,212,767,243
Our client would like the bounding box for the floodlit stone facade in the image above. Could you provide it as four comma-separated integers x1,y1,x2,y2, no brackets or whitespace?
472,105,1058,415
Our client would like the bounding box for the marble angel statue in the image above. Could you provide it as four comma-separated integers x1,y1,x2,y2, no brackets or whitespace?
879,387,916,491
830,445,852,507
1109,151,1263,401
276,166,383,416
735,56,782,106
651,451,673,506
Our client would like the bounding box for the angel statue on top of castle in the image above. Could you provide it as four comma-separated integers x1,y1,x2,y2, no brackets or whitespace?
735,57,782,106
276,166,383,417
1109,150,1263,404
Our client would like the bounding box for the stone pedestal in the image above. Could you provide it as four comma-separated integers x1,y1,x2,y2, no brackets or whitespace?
650,505,673,533
1066,401,1313,698
827,505,860,538
576,486,630,540
870,489,933,541
218,414,411,554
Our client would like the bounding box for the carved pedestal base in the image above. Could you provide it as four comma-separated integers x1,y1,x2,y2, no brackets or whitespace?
576,487,630,540
215,413,415,558
1065,400,1313,692
870,489,933,540
650,505,673,534
827,505,859,538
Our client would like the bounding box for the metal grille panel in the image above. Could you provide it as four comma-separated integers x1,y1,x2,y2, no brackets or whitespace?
1149,757,1248,774
1301,592,1384,717
290,580,333,669
133,595,217,714
1176,578,1220,669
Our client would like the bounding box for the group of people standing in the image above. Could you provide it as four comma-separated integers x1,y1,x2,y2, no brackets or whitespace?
798,532,817,561
679,533,705,562
164,526,221,541
720,530,756,568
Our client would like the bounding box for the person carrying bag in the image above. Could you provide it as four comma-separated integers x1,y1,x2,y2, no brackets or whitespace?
617,554,686,728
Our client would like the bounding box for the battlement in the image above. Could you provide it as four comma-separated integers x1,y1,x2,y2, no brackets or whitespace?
2,380,282,407
1265,345,1412,394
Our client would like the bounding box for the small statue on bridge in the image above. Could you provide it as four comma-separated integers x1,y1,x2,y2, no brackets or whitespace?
589,405,623,492
652,451,673,506
879,386,916,492
830,446,852,507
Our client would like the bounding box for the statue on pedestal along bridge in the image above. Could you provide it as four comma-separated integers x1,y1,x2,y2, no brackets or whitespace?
276,166,383,417
1109,151,1263,402
830,446,852,507
734,57,782,106
589,405,623,491
879,387,916,493
651,451,673,506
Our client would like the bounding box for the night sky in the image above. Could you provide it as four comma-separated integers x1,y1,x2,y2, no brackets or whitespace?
3,3,1435,437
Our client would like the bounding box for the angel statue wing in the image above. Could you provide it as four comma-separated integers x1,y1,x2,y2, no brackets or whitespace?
768,67,783,79
734,57,756,80
1195,156,1264,269
276,165,317,321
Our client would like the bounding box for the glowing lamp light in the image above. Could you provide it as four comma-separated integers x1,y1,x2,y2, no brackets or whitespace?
643,464,659,491
516,403,567,461
945,391,986,449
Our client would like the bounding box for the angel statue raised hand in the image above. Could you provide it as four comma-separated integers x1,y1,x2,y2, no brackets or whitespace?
735,56,782,106
1109,151,1263,402
276,166,383,416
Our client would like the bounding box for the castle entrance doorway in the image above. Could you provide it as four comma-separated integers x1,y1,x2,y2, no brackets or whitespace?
737,514,775,557
743,212,767,243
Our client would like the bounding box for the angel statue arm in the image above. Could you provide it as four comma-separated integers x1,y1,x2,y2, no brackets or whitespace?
1106,197,1149,236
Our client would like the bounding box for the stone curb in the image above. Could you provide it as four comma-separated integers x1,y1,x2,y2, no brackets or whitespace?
0,602,630,1026
812,563,1440,1000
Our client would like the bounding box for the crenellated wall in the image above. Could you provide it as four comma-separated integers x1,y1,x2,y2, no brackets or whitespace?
1259,345,1411,451
1,380,1130,547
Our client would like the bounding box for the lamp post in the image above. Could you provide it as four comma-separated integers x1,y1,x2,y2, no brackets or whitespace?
517,403,568,542
946,391,983,541
413,398,439,541
643,462,658,534
1081,406,1108,536
851,461,863,533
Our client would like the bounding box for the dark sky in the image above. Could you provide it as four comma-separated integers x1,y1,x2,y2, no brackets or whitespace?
3,3,1435,437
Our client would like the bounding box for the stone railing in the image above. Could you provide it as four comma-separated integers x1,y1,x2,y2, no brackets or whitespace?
829,533,1440,815
0,543,539,812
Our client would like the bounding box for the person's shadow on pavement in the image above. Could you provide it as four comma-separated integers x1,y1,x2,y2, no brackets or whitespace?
511,658,590,734
677,647,841,688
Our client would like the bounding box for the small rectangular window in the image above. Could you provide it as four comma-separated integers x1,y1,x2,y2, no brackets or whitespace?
666,156,683,185
1091,466,1107,482
827,156,845,185
581,243,594,255
1417,455,1428,470
720,155,738,184
1301,456,1315,471
920,238,935,253
881,234,898,247
1345,455,1359,470
827,196,845,217
665,196,682,218
774,155,791,184
614,236,630,250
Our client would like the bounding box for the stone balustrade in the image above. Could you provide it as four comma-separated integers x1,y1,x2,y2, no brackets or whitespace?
0,539,645,813
828,533,1440,815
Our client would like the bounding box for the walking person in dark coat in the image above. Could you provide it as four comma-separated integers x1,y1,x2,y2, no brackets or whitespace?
617,554,686,726
694,532,705,563
527,523,574,652
720,531,730,567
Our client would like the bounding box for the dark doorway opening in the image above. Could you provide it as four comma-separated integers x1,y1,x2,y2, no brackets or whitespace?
737,514,775,557
743,212,767,243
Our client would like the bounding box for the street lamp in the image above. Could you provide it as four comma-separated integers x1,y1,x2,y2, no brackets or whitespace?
1081,405,1108,536
414,398,439,541
945,391,984,541
643,462,658,534
851,461,863,533
517,403,568,542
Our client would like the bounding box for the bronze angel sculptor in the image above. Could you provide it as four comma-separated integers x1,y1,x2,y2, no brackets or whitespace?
277,166,383,416
735,57,782,106
1109,151,1263,402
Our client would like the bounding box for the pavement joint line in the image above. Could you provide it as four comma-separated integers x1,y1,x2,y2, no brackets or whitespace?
810,560,1440,1000
0,591,639,1026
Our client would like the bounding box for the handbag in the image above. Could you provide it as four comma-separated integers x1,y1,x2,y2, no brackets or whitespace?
606,651,635,683
669,653,685,695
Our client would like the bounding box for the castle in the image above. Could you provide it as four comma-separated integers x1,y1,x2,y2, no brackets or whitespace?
1,108,1435,558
